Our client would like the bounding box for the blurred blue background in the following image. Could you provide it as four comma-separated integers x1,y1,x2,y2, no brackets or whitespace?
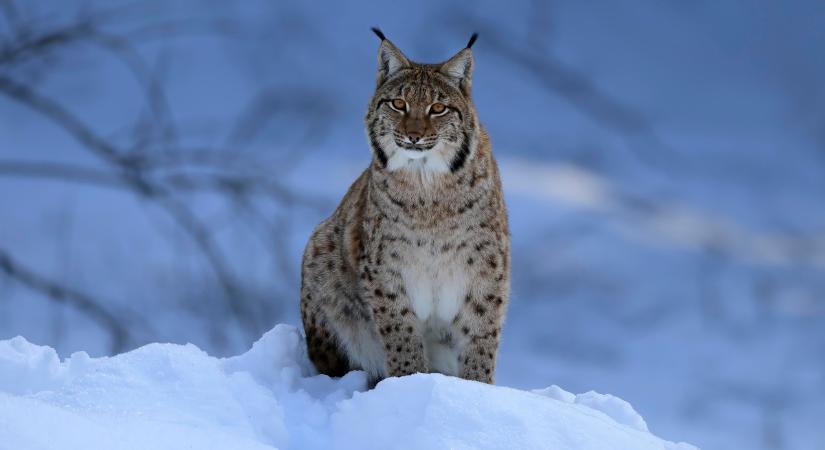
1,1,823,449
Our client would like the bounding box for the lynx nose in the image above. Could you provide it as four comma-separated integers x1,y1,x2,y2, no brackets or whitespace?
406,132,422,144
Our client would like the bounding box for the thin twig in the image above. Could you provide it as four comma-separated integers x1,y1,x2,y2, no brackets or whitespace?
0,160,122,188
0,248,130,352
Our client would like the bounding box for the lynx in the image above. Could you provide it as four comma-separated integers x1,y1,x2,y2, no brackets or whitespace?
300,29,509,385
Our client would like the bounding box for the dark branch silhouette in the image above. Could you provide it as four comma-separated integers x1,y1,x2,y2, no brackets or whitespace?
0,248,130,352
0,1,333,349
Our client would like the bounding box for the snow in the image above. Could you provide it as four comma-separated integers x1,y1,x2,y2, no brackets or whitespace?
0,325,698,450
2,2,824,449
532,386,649,433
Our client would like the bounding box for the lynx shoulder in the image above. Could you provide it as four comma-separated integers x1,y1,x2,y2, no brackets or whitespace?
300,29,509,385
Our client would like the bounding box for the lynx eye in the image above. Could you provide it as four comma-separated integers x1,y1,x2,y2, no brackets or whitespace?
429,102,447,116
390,98,407,112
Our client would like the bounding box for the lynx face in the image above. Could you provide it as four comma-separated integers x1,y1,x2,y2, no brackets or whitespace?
366,34,478,174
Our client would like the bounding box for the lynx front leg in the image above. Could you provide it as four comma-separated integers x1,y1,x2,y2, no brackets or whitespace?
455,290,506,384
371,286,429,377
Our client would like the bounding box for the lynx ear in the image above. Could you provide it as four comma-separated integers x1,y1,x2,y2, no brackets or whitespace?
439,33,477,96
372,27,410,87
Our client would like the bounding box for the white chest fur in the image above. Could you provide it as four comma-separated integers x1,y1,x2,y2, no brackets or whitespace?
400,243,467,375
402,244,466,324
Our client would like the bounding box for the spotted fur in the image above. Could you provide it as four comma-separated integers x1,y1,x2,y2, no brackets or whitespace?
300,31,509,385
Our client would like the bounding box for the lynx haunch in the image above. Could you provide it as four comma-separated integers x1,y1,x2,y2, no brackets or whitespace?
300,29,509,386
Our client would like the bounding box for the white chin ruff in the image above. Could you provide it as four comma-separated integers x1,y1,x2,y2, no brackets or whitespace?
384,138,452,176
401,148,428,160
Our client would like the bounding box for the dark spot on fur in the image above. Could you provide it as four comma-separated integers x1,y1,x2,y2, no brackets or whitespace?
462,326,470,335
386,193,406,209
450,131,472,173
474,304,486,316
467,257,474,265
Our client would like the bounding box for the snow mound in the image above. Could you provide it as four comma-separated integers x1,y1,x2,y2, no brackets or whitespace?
533,385,650,433
0,325,698,450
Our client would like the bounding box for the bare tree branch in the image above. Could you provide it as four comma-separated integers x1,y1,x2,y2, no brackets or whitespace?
0,1,336,350
0,158,331,212
0,18,93,66
0,160,121,188
457,18,703,176
0,74,254,323
0,74,134,168
0,248,130,352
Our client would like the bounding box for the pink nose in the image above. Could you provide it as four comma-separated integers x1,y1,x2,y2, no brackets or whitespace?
407,132,422,143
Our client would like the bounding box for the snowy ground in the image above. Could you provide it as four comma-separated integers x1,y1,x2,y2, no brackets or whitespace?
0,325,698,450
2,2,824,450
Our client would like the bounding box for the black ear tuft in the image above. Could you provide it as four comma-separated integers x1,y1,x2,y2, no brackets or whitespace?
371,27,386,41
466,33,479,49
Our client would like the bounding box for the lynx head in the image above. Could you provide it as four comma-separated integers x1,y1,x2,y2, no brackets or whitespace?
366,28,480,175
